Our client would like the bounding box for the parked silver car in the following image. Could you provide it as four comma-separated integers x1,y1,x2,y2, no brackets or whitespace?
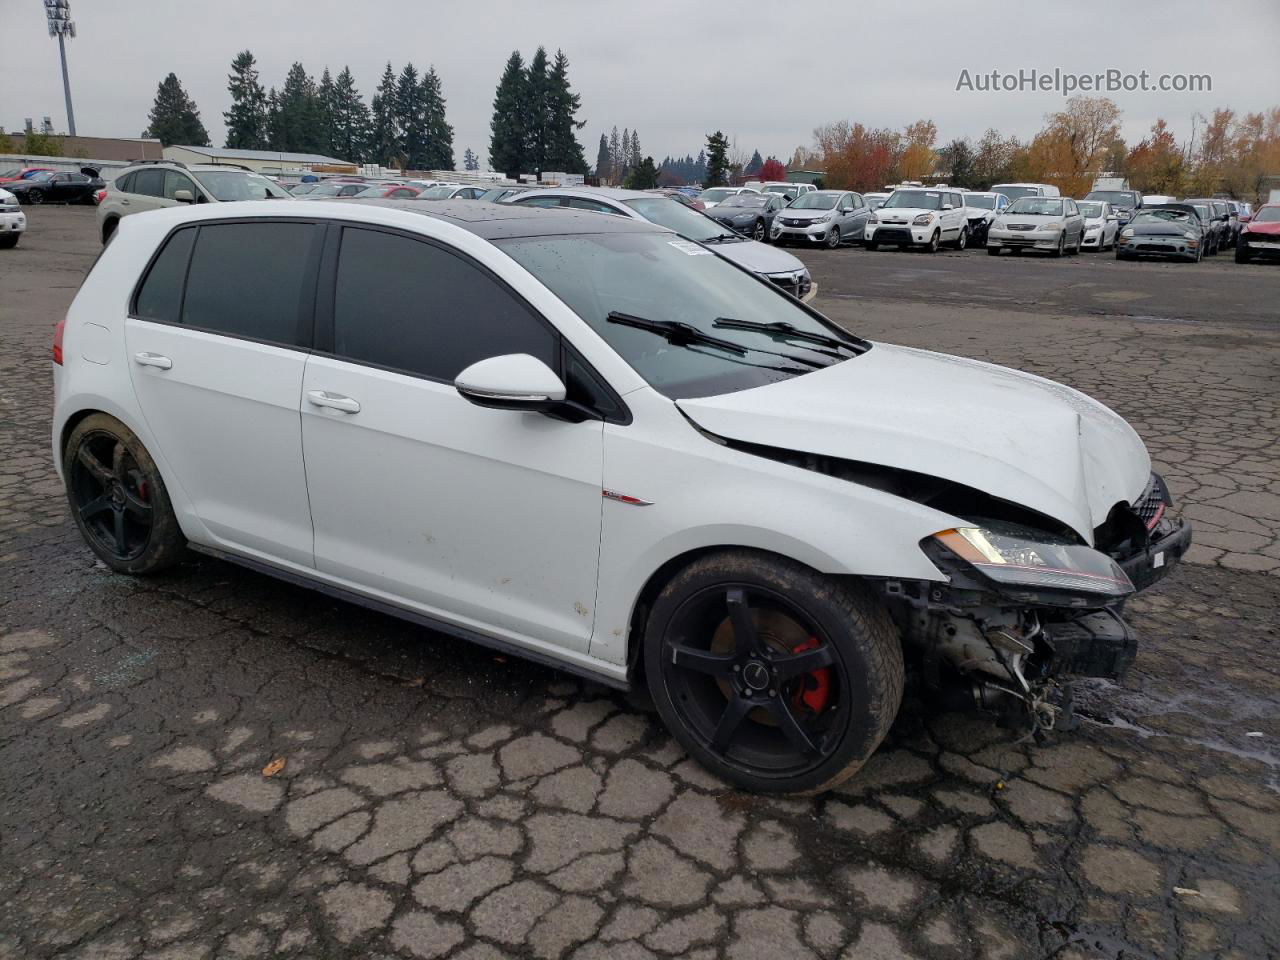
772,190,873,248
986,197,1086,256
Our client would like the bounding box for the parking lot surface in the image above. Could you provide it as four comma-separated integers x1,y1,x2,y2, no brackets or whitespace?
2,207,1277,960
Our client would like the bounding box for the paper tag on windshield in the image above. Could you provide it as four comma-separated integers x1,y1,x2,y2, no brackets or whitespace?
669,240,712,256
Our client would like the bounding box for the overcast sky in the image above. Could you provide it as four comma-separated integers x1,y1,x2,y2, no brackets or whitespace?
3,0,1278,167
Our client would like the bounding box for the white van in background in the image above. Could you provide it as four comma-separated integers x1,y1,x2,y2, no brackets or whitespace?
990,183,1061,202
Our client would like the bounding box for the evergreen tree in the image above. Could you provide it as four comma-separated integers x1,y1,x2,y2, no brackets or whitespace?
543,50,587,173
315,68,338,157
695,148,707,182
595,134,611,182
396,63,428,168
624,156,659,190
265,87,282,150
223,51,267,149
523,47,551,175
489,51,528,176
368,62,400,167
331,66,371,164
275,62,320,153
629,130,641,175
420,66,454,170
705,131,730,187
143,73,209,147
620,127,631,174
608,126,622,178
463,148,479,171
745,149,764,175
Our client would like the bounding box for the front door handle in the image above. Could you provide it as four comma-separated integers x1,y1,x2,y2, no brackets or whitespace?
307,390,361,414
134,352,172,369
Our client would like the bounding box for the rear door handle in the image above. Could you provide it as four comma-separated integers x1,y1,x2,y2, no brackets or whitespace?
307,390,360,414
134,352,172,369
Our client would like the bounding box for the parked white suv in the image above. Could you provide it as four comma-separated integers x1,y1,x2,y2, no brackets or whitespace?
865,187,970,251
97,161,291,244
52,199,1190,793
0,187,26,248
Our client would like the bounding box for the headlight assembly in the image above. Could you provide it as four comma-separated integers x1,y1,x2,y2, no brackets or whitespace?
1043,222,1063,232
928,524,1134,601
912,213,934,225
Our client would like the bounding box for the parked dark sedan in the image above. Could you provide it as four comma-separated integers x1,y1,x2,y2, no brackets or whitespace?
6,168,104,205
1116,207,1204,262
1180,199,1230,254
705,192,785,242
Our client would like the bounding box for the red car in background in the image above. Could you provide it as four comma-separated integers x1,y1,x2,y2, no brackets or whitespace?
0,166,55,184
1235,203,1280,263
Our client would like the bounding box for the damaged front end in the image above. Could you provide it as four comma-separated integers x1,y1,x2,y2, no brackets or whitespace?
884,472,1192,734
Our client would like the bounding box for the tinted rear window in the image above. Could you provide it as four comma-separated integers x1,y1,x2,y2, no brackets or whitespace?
133,228,196,323
181,222,318,345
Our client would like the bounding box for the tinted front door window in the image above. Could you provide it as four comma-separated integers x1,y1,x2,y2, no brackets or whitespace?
332,227,557,380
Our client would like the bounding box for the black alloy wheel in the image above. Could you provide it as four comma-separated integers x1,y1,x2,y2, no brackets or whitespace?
27,190,44,205
65,414,186,574
646,551,903,793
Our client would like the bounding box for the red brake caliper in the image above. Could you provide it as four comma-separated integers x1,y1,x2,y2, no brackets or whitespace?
790,637,831,714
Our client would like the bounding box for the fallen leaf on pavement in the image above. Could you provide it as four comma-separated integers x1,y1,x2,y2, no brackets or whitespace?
262,757,286,777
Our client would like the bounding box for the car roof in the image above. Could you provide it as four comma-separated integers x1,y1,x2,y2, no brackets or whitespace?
518,186,653,202
334,198,667,239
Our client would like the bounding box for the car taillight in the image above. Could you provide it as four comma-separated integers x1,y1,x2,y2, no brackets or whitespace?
94,189,106,204
53,316,66,365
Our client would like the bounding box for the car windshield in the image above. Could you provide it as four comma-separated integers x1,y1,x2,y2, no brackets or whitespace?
194,171,291,200
884,190,943,210
289,183,318,194
1077,202,1105,218
963,195,997,209
26,171,55,182
1254,206,1280,223
497,232,862,400
1086,190,1138,208
698,188,736,203
349,185,390,197
1007,198,1064,216
1135,210,1191,224
418,185,459,199
762,185,794,196
719,195,768,209
992,185,1042,202
1188,203,1211,219
480,188,515,202
623,197,725,242
790,193,839,210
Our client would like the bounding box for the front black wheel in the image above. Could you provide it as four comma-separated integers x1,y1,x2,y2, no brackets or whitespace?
27,191,44,205
64,414,186,574
752,220,767,242
826,226,841,249
0,235,17,249
645,551,903,794
954,226,968,250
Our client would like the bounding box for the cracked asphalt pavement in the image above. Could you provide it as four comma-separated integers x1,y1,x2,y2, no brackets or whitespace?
2,207,1277,960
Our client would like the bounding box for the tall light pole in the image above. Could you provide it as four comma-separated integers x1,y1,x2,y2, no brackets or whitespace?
44,0,76,136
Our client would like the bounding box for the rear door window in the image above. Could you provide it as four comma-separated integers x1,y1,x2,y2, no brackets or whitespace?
132,169,165,197
133,228,196,324
331,226,558,381
180,221,320,346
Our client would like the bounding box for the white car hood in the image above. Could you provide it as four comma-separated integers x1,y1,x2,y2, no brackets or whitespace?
712,237,808,276
874,206,935,221
677,342,1150,542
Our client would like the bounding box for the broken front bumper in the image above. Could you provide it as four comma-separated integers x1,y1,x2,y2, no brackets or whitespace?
1118,516,1193,592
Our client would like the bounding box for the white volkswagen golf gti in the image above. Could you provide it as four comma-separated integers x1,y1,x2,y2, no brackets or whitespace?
53,200,1191,793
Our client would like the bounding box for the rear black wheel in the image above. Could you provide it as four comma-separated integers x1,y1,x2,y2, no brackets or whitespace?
752,219,767,242
64,414,186,574
28,191,44,205
645,551,903,794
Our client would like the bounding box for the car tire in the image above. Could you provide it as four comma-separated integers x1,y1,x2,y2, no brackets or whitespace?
753,220,767,242
63,413,187,575
1051,234,1065,257
101,218,119,245
954,226,968,250
28,191,44,205
925,230,940,253
826,226,841,249
865,239,878,251
0,235,17,249
644,549,904,794
1235,246,1249,264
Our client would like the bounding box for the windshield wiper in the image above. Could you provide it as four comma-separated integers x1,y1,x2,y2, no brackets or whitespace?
702,233,743,244
712,318,865,353
606,312,746,355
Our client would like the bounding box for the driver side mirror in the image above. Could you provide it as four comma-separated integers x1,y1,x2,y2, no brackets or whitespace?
173,189,194,204
455,354,566,413
942,203,954,210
